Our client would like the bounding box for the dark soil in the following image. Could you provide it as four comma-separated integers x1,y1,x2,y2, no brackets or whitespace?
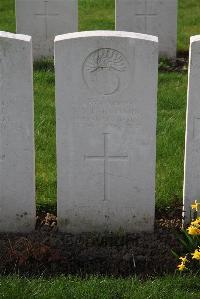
0,205,184,278
159,56,188,73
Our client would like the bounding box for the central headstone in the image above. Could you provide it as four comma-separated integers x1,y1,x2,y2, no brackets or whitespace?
16,0,78,59
55,31,158,233
116,0,177,59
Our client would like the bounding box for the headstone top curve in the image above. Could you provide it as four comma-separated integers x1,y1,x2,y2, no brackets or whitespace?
190,35,200,44
0,31,31,42
54,30,158,43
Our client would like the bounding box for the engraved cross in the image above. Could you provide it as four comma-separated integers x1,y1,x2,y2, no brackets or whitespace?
135,0,157,32
34,0,59,39
84,133,128,201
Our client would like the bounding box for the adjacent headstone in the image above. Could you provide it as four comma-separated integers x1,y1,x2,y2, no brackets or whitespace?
183,36,200,225
55,31,158,233
116,0,177,59
16,0,78,59
0,31,35,232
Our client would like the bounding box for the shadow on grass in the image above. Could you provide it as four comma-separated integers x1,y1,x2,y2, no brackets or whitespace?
34,59,55,72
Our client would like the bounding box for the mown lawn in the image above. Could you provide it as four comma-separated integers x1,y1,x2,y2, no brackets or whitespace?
178,0,200,53
0,275,200,299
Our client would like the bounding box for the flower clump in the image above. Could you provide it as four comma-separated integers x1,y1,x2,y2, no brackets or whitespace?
192,248,200,260
177,256,188,271
177,201,200,272
187,218,200,235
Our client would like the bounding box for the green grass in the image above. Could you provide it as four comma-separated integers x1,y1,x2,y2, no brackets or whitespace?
0,0,15,33
0,275,200,298
178,0,200,54
156,72,187,208
34,61,56,211
79,0,115,31
0,1,198,210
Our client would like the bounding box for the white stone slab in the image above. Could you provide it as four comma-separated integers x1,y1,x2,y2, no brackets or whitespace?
116,0,177,59
183,36,200,224
16,0,78,59
55,31,158,233
0,31,35,232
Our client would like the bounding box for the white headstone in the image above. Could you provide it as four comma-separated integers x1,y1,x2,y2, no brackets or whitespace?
55,31,158,233
116,0,177,59
16,0,78,60
183,36,200,224
0,31,35,232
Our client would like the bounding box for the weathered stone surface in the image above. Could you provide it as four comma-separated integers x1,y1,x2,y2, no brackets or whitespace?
16,0,78,59
183,36,200,224
0,31,35,232
116,0,177,58
55,31,158,233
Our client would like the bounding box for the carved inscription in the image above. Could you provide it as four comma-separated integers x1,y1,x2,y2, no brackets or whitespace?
73,100,135,127
83,48,130,95
84,133,128,201
35,0,59,39
135,0,158,33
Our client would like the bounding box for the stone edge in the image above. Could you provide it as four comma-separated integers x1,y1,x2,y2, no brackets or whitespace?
190,35,200,44
0,31,31,42
55,30,158,44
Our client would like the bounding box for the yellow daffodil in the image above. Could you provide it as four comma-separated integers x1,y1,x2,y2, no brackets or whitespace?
192,249,200,260
179,256,188,263
191,200,200,212
177,262,187,271
191,218,200,227
187,226,200,235
191,203,197,210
